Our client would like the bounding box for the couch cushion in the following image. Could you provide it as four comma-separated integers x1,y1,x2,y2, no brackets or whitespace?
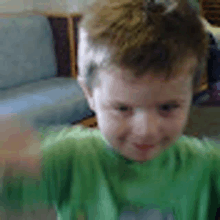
0,77,94,130
0,15,57,89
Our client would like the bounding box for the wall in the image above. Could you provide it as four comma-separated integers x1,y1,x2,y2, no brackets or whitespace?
66,0,96,12
0,0,33,13
33,0,96,12
33,0,67,12
0,0,94,13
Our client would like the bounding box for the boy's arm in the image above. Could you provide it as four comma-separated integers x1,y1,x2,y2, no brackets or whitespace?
0,114,56,219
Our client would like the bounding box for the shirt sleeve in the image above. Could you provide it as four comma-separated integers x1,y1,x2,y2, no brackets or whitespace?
206,138,220,209
0,125,85,216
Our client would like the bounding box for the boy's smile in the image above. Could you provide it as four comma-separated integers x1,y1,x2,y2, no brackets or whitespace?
79,58,196,162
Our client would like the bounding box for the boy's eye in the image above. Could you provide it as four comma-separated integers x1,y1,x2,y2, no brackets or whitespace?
115,104,180,115
159,104,180,113
117,105,132,112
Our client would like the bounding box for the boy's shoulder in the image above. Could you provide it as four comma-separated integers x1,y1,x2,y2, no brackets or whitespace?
40,125,106,156
173,135,220,162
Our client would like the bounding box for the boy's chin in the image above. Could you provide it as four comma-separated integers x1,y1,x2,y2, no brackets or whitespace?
121,145,163,163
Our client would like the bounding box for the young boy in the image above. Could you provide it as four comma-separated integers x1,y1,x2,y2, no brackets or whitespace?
1,0,220,219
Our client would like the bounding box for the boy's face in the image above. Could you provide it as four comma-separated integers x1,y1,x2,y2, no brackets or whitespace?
79,59,195,162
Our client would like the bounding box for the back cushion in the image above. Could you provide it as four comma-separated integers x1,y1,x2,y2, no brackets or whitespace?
0,15,57,90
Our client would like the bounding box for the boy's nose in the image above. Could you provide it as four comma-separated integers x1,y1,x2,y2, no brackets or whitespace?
132,111,160,143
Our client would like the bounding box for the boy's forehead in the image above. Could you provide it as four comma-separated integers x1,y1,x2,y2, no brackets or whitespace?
99,69,192,107
102,55,197,83
101,65,193,86
96,57,196,105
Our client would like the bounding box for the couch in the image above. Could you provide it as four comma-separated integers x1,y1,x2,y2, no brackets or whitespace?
0,11,95,134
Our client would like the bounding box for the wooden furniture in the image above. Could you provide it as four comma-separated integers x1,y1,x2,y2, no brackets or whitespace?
41,11,82,79
77,116,98,128
201,0,220,26
42,11,99,127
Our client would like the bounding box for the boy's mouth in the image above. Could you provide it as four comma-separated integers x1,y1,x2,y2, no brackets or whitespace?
133,143,156,151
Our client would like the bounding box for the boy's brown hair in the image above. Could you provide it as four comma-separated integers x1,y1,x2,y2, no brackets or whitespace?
77,0,209,93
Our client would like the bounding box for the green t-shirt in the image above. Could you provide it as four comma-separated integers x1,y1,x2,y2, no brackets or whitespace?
1,126,220,219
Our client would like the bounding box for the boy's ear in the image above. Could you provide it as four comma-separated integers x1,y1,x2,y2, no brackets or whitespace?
78,79,96,112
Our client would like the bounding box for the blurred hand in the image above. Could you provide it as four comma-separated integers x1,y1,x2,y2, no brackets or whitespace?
0,114,42,178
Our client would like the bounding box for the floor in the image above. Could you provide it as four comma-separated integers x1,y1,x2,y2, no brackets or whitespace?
184,105,220,144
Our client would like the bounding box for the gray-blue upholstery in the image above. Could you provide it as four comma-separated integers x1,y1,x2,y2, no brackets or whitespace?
0,14,94,131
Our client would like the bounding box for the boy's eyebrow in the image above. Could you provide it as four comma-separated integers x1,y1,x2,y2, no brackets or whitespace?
159,99,187,104
109,99,186,106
